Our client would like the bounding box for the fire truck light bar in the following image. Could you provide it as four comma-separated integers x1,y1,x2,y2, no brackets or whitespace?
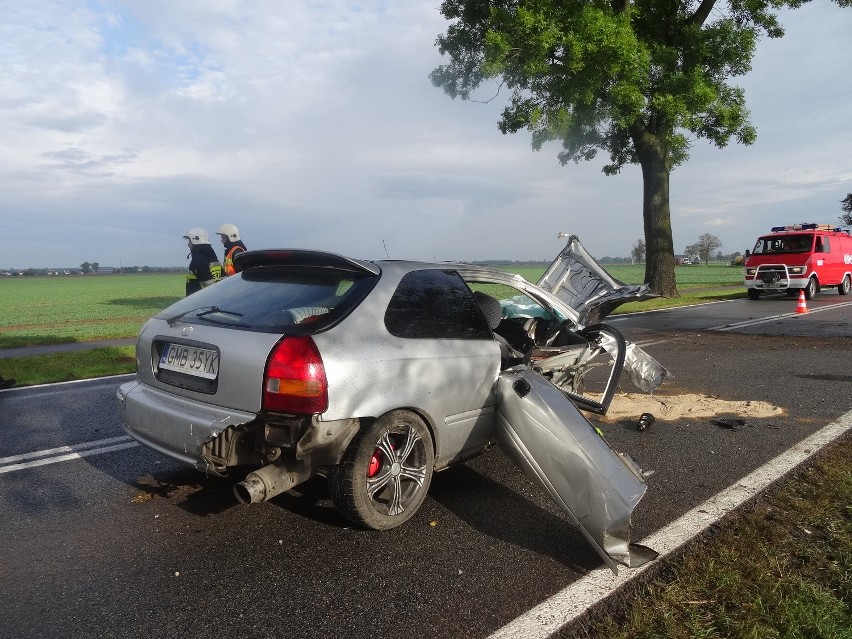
770,223,841,232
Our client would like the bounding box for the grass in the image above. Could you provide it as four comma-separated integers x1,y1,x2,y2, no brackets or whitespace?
570,435,852,638
0,273,178,385
0,273,183,348
0,347,137,386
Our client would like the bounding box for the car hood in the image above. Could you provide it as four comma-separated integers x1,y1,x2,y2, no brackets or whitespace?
537,235,656,326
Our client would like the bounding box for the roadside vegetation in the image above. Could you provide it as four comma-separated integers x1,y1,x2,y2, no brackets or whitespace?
569,434,852,638
3,265,850,637
2,347,137,386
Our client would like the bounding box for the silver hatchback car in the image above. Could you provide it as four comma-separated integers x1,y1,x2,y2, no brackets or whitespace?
117,236,667,571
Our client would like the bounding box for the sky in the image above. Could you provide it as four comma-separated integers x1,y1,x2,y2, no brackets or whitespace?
2,1,851,270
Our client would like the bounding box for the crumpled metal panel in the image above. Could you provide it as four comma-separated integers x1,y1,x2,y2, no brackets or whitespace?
496,369,658,572
624,342,672,393
537,235,656,326
117,380,256,467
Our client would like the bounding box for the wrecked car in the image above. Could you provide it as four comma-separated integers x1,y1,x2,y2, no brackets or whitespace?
116,236,667,571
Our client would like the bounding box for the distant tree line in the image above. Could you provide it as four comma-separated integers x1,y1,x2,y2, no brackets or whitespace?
2,265,187,276
111,266,186,274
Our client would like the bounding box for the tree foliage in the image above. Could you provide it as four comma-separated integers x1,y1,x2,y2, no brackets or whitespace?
841,193,852,226
685,233,722,265
631,238,646,263
431,0,850,295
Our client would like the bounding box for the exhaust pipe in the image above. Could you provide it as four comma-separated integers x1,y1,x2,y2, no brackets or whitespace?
234,460,311,504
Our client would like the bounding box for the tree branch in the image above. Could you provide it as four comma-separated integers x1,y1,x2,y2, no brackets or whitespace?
689,0,717,26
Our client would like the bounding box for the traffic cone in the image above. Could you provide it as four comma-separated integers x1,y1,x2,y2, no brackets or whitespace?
795,290,808,314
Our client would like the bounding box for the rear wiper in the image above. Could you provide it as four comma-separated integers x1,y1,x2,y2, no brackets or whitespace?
165,305,244,326
196,307,245,322
166,305,215,327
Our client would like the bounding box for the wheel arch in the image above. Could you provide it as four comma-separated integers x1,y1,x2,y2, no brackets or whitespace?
804,275,819,300
353,407,439,457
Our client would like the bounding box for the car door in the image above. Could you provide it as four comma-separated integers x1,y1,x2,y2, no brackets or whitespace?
496,368,658,572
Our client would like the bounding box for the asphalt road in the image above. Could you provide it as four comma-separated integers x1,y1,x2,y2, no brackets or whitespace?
1,292,850,639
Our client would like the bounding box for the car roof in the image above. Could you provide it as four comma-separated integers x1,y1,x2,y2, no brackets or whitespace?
233,240,653,327
234,249,511,278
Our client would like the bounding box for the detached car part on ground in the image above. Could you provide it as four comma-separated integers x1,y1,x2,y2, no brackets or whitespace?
117,236,668,572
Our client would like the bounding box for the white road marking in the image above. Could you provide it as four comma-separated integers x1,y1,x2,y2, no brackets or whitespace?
0,436,139,474
488,409,852,639
707,299,852,332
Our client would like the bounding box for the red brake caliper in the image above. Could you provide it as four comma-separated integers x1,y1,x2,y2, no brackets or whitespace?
367,439,395,478
367,449,382,478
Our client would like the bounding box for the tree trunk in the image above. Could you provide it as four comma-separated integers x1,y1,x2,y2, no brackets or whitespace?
631,124,679,297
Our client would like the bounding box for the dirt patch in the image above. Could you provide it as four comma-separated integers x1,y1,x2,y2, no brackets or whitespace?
601,392,786,422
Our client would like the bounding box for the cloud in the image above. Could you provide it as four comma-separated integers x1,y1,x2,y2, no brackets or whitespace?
0,1,850,270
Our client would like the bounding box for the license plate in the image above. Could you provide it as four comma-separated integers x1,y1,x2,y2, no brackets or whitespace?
159,343,219,379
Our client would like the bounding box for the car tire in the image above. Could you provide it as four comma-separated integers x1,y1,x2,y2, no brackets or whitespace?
328,410,434,530
838,275,851,296
804,277,818,301
747,289,761,300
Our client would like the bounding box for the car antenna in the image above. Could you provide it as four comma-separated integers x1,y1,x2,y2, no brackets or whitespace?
382,239,390,259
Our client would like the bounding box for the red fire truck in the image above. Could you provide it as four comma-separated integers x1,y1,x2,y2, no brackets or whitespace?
743,223,852,300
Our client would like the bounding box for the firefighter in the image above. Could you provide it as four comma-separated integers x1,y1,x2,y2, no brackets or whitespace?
183,228,223,296
216,223,248,276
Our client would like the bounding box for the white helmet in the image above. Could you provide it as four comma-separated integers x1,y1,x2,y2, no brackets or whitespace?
216,223,240,241
182,228,210,245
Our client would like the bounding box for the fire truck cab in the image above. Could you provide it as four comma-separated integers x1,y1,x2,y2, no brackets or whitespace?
744,223,852,300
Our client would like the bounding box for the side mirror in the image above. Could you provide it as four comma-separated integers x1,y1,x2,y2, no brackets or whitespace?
745,250,751,257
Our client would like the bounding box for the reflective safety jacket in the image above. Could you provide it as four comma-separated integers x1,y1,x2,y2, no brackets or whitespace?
222,241,247,276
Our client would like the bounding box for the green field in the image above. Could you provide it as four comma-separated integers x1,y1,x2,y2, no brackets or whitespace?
0,273,184,348
0,264,746,350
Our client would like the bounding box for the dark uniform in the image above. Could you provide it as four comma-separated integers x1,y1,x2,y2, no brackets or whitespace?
183,228,223,296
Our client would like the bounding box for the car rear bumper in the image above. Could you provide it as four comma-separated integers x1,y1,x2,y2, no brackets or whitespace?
116,380,256,468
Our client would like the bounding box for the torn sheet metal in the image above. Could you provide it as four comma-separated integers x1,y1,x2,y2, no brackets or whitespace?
496,368,657,572
534,324,626,415
623,342,671,393
537,235,656,327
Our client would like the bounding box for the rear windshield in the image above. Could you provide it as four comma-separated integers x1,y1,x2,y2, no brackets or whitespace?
752,234,813,255
157,266,378,332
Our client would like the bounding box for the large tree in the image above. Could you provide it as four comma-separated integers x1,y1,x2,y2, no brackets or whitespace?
841,193,852,226
631,237,646,263
431,0,850,296
685,232,722,264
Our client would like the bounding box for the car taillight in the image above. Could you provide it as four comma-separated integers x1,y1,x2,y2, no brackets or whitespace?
263,336,328,414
